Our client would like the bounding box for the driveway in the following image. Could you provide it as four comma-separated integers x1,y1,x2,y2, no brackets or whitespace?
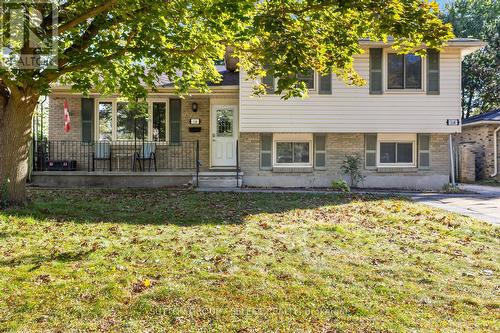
410,184,500,225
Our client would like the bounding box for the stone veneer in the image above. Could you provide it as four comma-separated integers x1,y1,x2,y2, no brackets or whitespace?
239,133,451,190
454,124,500,180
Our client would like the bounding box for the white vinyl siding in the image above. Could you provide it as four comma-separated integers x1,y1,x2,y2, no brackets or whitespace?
240,48,461,133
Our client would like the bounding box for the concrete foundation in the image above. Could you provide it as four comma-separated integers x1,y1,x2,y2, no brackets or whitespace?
243,174,449,191
31,171,193,188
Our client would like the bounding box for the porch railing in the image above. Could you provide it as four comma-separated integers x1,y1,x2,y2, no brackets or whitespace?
32,140,198,172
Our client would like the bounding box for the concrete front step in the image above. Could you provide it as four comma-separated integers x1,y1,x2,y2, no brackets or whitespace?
194,171,243,188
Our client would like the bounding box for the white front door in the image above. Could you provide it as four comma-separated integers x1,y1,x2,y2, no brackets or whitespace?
211,105,238,167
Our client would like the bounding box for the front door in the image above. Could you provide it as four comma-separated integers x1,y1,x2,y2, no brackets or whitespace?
211,105,238,167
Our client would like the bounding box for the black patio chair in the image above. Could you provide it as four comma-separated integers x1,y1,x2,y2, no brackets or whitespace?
92,141,112,171
133,142,157,171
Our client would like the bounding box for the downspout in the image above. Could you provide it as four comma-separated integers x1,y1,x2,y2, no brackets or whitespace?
491,126,500,177
449,134,456,186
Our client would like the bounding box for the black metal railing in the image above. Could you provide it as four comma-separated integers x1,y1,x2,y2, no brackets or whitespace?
32,140,198,172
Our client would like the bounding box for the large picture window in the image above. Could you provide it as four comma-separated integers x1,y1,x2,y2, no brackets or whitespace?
387,53,422,90
96,100,168,141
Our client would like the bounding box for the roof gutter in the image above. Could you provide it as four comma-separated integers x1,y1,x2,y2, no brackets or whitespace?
491,126,500,178
462,121,500,127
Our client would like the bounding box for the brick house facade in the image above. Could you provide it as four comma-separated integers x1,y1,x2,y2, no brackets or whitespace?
453,110,500,181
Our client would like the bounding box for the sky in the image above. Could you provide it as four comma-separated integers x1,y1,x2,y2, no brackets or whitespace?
436,0,453,9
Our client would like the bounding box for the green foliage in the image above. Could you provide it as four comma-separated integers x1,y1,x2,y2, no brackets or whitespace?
0,0,454,100
341,154,364,187
331,178,350,192
443,0,500,117
0,189,497,331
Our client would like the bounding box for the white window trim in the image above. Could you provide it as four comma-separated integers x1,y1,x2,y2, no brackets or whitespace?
377,134,417,168
95,98,169,141
383,49,426,93
273,133,313,167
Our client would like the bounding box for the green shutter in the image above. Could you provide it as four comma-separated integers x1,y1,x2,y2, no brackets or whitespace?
318,73,332,95
418,134,430,169
314,134,326,168
262,72,274,94
260,133,273,170
369,48,383,95
365,133,377,168
81,98,94,142
427,49,440,95
169,99,182,143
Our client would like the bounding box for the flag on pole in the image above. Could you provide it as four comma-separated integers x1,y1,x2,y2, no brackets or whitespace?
63,99,71,133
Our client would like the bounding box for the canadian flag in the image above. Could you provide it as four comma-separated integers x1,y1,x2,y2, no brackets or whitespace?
63,99,71,133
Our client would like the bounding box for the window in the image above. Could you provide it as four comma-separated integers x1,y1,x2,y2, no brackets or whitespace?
380,142,413,164
98,102,112,141
117,102,148,140
276,142,310,164
273,134,313,166
418,134,430,169
387,53,422,90
96,99,168,141
378,134,416,167
297,69,315,90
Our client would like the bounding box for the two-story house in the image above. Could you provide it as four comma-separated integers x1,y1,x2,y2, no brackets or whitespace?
34,38,484,190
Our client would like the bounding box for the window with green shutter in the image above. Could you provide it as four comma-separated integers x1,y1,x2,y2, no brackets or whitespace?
365,133,377,168
418,134,430,169
318,73,332,95
169,99,181,143
369,48,383,94
427,49,440,95
81,98,94,142
314,134,326,169
260,133,273,170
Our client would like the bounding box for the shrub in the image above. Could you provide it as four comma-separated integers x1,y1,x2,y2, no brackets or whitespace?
341,154,364,187
331,178,350,192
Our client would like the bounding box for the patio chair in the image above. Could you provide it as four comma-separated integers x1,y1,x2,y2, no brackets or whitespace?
133,142,157,171
92,142,112,171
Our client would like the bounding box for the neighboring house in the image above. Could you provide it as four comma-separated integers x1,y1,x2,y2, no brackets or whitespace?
454,109,500,181
35,38,484,190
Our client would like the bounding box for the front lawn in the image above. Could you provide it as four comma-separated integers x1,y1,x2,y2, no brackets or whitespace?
0,189,498,332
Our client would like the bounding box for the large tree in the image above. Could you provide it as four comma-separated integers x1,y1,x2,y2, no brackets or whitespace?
443,0,500,118
0,0,452,205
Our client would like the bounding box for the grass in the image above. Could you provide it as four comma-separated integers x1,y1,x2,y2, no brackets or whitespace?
0,188,498,332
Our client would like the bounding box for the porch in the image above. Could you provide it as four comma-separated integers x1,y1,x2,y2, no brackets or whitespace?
30,140,242,188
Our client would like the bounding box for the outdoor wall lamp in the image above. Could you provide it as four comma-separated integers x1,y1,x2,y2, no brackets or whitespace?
192,102,198,112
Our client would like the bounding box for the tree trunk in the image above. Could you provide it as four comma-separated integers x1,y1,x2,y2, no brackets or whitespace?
0,91,39,206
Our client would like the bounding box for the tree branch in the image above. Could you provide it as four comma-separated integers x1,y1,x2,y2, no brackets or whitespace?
56,0,118,35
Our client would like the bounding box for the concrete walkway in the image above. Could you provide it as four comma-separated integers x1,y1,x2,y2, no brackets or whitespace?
198,186,500,225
